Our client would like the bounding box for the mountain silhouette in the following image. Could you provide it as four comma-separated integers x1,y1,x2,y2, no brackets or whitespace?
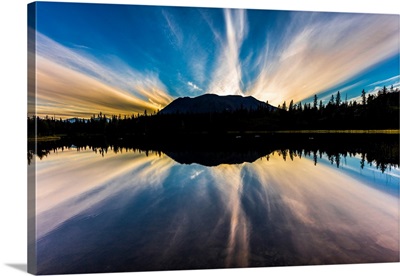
159,94,276,114
164,149,272,166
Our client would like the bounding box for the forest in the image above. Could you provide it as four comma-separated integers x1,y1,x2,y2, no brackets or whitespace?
28,132,399,173
28,87,399,139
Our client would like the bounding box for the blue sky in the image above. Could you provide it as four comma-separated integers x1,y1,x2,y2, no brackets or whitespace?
30,2,399,117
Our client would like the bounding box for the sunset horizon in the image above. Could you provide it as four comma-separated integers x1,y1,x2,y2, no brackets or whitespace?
29,2,399,118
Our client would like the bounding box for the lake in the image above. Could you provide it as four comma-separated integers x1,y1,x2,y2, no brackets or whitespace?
28,134,399,274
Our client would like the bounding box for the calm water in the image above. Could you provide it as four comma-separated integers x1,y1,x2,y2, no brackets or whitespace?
29,136,399,274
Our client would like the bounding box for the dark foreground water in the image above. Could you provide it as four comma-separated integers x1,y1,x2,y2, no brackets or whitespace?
28,134,399,274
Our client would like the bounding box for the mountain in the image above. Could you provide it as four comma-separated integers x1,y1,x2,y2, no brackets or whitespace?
159,94,276,114
164,149,272,166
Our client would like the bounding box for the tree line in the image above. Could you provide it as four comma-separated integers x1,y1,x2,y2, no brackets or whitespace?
28,132,399,173
274,86,398,130
28,87,399,138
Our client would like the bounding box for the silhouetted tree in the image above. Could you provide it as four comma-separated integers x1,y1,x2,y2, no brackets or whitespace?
335,91,341,106
282,101,287,111
313,95,318,109
382,86,387,95
361,89,366,106
329,95,335,106
289,100,294,112
367,94,374,105
298,101,303,111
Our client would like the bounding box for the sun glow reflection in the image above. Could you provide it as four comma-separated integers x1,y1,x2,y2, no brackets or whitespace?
35,148,175,239
34,148,399,266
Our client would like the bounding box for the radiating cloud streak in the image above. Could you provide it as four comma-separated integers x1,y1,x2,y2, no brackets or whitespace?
202,11,398,105
162,9,184,48
33,32,173,118
31,6,399,116
367,75,400,88
248,13,399,105
207,9,247,96
36,57,166,118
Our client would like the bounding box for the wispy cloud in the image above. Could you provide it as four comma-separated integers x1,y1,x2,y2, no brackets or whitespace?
36,57,165,117
202,11,398,105
162,9,184,48
31,7,399,116
33,32,173,118
187,81,203,91
71,43,91,50
367,75,400,87
249,13,399,105
368,81,400,96
346,75,400,103
207,9,248,96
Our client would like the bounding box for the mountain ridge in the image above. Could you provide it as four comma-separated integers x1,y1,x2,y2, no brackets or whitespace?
159,94,276,115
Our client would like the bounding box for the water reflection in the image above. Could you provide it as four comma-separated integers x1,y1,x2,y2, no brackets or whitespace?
28,133,399,172
29,135,399,274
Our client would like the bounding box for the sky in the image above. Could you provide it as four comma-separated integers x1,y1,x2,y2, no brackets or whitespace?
29,2,400,118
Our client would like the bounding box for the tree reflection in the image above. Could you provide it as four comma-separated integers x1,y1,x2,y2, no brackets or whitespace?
28,134,399,173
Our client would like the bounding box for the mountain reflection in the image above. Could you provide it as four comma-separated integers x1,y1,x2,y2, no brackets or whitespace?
31,138,399,274
29,133,399,172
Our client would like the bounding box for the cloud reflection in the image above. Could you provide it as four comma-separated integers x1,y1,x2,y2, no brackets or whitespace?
36,148,175,239
210,164,249,267
247,154,399,256
35,148,399,269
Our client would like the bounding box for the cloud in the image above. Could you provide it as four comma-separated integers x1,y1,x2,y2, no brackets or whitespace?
162,9,184,48
30,10,399,116
35,57,165,118
187,81,203,91
367,75,400,87
32,32,173,118
202,11,398,105
248,13,399,105
160,9,210,96
71,43,91,50
207,9,248,96
188,52,208,88
346,76,400,103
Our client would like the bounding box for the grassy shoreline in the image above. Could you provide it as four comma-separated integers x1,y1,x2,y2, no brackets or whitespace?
226,129,400,135
273,129,400,134
28,129,399,142
28,135,62,142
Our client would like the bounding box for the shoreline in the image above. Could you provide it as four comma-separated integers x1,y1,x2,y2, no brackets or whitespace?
29,129,400,142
